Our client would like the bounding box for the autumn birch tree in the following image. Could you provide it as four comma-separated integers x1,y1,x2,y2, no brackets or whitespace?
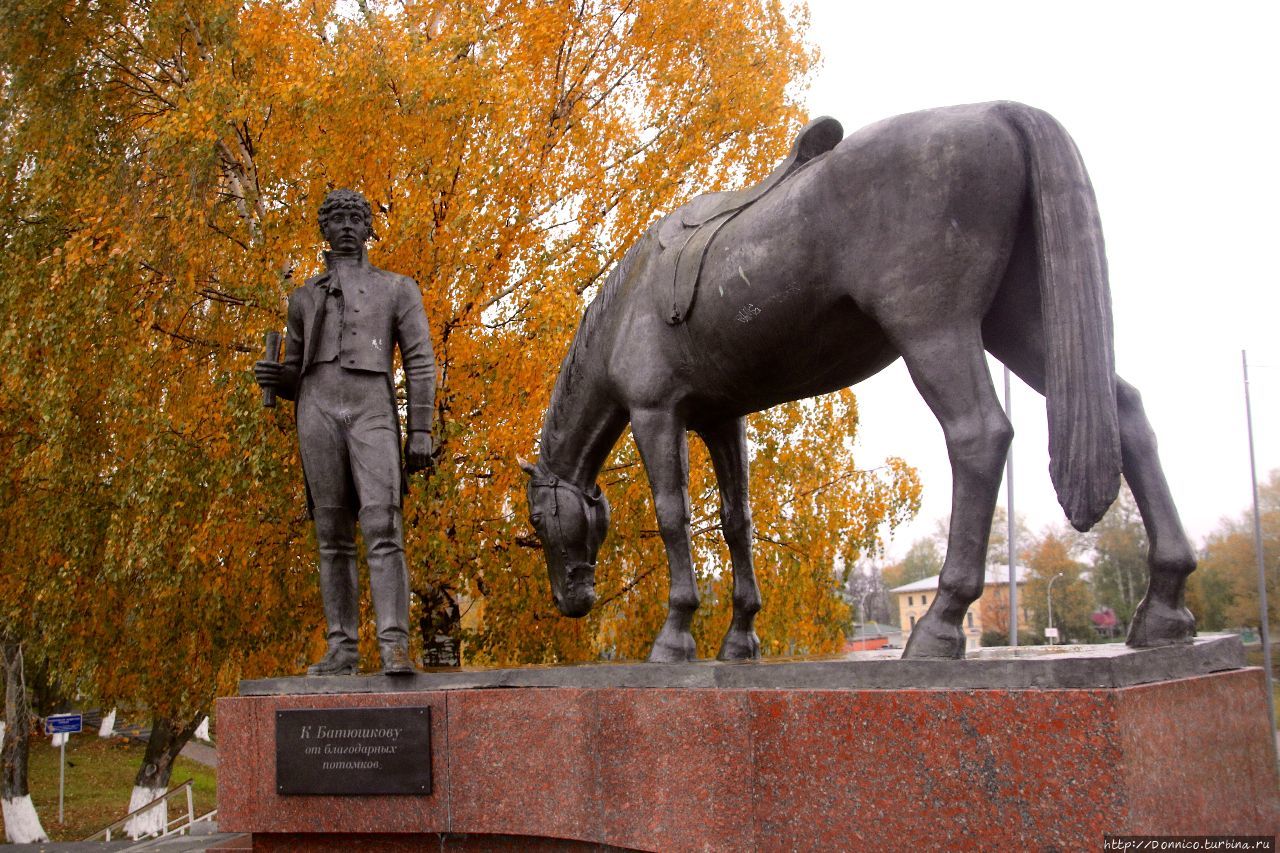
1187,470,1280,632
1023,529,1095,644
1,1,920,826
1089,485,1147,630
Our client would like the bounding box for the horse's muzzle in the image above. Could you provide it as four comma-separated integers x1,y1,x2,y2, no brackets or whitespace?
553,563,598,617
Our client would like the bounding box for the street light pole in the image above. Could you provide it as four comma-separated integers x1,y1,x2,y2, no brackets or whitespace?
1242,350,1276,732
1004,366,1019,647
1047,571,1064,645
858,591,871,645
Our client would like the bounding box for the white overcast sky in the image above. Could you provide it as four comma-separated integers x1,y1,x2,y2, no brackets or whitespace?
799,1,1280,559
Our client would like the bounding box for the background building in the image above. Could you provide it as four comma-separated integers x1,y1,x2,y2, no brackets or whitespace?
891,564,1031,651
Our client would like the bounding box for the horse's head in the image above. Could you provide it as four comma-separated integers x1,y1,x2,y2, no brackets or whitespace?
519,457,610,617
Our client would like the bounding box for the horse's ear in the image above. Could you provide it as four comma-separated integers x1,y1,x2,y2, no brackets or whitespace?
596,490,610,527
517,456,538,476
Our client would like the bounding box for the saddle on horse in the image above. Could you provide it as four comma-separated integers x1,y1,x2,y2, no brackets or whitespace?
654,115,843,325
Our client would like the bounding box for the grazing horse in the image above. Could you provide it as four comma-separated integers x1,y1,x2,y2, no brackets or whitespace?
520,101,1196,662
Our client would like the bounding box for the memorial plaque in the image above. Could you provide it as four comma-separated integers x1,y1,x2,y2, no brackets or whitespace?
275,706,431,795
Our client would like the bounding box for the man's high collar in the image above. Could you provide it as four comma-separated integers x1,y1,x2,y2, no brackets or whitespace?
323,246,370,270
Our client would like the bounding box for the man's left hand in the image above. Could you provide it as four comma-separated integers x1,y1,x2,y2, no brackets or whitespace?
405,432,435,474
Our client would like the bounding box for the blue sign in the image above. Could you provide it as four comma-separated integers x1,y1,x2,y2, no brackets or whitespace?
45,713,82,735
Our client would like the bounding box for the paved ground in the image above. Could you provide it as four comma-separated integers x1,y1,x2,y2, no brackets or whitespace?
108,724,216,770
7,843,133,852
7,834,247,852
177,741,217,768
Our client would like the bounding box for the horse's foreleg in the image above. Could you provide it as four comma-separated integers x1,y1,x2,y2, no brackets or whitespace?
631,408,699,662
899,330,1012,660
700,417,762,661
1116,378,1197,647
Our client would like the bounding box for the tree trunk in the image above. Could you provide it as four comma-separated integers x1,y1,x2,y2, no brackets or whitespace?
123,713,203,840
1,643,48,843
98,708,117,738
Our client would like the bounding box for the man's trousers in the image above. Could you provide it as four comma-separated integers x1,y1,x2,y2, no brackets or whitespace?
297,362,409,657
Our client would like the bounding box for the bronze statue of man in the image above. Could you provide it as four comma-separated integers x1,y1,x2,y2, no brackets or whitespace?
254,188,436,675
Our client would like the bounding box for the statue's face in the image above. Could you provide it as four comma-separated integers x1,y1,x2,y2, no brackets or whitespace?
522,465,609,618
320,207,371,254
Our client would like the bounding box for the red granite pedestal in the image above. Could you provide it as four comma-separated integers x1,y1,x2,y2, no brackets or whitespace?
217,640,1279,850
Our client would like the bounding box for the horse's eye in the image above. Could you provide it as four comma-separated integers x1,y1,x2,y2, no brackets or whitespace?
530,514,542,525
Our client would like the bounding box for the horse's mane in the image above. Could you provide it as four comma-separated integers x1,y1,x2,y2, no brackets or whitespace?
576,236,642,350
542,237,644,446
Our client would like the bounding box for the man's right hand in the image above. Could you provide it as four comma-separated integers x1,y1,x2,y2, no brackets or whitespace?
254,359,285,391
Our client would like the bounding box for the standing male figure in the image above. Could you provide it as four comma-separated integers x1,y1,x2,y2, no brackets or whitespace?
254,188,435,676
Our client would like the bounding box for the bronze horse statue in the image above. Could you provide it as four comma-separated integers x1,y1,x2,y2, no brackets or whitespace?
521,101,1196,662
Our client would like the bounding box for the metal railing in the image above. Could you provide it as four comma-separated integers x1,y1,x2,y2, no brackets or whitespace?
83,777,196,842
123,807,219,850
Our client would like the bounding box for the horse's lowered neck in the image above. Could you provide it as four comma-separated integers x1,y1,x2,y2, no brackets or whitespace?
539,363,626,491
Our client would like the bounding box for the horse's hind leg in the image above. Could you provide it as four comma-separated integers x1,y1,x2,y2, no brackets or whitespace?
631,408,699,662
897,327,1013,659
1115,379,1196,646
699,416,762,661
987,323,1195,645
983,255,1196,647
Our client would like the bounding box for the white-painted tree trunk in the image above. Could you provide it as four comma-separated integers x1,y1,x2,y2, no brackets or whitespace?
194,716,210,742
2,644,45,844
0,721,5,742
98,708,117,738
2,794,49,844
123,784,167,839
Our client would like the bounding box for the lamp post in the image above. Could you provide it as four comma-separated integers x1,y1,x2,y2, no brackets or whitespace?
1047,571,1064,645
858,591,871,644
1242,350,1276,734
1004,366,1019,647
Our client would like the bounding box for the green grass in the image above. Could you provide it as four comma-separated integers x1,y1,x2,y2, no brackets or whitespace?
1,735,216,842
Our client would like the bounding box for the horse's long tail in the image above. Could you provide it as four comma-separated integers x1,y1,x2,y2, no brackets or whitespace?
1001,101,1121,531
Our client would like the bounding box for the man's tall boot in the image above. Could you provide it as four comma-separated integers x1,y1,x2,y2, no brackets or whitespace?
359,504,417,675
307,506,360,676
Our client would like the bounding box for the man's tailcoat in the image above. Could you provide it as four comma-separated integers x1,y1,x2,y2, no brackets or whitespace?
274,252,435,512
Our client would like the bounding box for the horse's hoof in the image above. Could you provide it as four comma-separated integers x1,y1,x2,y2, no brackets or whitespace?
1126,596,1196,648
901,614,966,660
716,630,761,661
648,632,696,662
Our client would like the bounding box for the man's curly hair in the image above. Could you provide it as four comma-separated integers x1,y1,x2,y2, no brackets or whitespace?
317,188,372,234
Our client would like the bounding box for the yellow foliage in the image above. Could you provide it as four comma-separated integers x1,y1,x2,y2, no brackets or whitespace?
0,0,919,717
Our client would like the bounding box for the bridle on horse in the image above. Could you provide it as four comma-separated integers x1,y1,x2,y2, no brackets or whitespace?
527,464,604,570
